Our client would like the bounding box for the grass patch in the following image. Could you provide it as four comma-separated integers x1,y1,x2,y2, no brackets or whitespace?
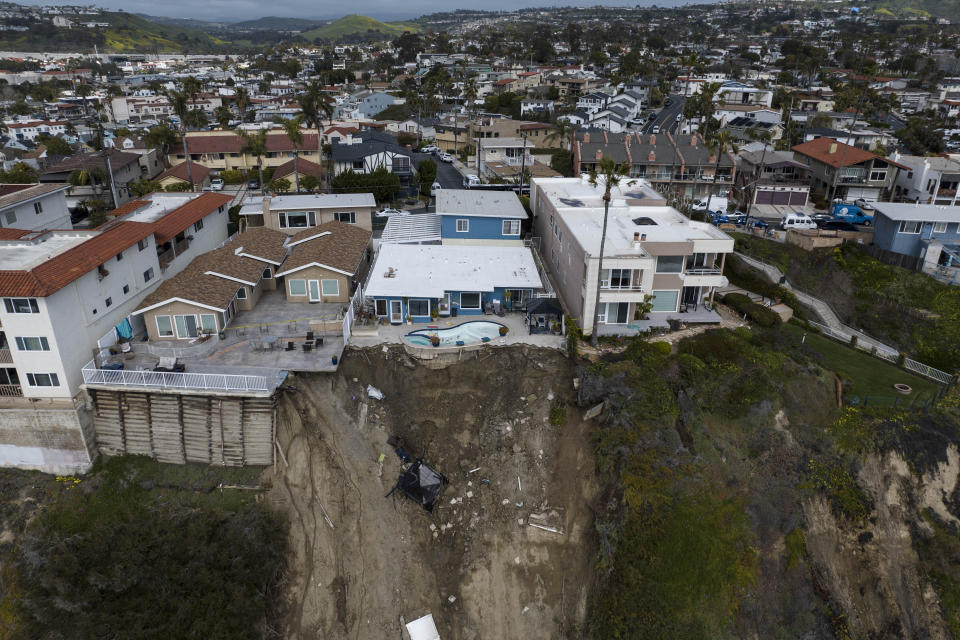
781,323,941,399
549,404,567,426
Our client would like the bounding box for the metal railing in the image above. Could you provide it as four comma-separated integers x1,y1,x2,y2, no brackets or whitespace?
600,284,644,291
0,348,11,364
0,384,23,397
81,360,269,392
685,267,723,275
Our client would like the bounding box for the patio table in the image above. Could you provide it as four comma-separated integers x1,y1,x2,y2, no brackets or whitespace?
260,335,278,350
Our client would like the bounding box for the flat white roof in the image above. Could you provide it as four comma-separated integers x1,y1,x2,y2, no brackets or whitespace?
120,193,195,224
435,189,528,219
872,202,960,223
0,231,93,271
365,244,542,299
266,193,376,210
380,213,442,244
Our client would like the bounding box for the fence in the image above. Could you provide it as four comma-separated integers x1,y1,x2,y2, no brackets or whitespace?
81,360,269,392
844,392,943,408
343,284,362,344
807,321,954,386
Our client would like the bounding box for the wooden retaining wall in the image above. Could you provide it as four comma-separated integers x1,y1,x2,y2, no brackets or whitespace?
89,389,275,466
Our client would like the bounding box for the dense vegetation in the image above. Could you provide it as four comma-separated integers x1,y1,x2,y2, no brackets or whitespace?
3,457,287,639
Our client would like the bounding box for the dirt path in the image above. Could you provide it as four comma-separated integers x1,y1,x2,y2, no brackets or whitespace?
265,345,599,639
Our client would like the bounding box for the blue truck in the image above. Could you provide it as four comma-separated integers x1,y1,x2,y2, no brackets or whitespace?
831,203,873,226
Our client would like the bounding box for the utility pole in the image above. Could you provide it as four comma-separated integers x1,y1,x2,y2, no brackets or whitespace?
105,153,119,209
518,131,528,193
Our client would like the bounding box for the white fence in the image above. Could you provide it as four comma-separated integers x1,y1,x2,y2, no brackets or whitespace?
343,285,362,344
81,360,269,392
807,322,954,385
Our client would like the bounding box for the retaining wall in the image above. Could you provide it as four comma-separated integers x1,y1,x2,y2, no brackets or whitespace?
0,403,95,474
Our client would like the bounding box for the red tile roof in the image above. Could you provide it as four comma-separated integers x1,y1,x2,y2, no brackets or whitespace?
791,138,878,168
157,162,213,183
170,132,320,155
104,198,150,218
271,158,323,180
0,222,155,297
152,192,233,244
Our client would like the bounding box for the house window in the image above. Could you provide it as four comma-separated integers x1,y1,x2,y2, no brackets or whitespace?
933,221,948,234
352,160,364,170
194,219,204,232
899,221,922,234
200,314,217,333
143,267,154,282
26,373,59,387
456,219,469,232
650,290,680,312
502,220,521,235
870,170,887,182
138,238,148,251
289,279,307,296
15,336,49,351
375,299,387,316
156,315,174,337
408,299,430,316
122,284,130,294
601,269,632,289
321,279,340,296
33,201,42,214
174,314,199,338
3,298,39,314
105,297,112,307
334,211,356,224
236,287,247,300
656,255,685,273
279,211,315,228
262,268,272,279
459,292,481,309
4,211,16,225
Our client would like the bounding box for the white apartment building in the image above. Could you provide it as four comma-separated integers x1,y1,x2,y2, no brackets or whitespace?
0,184,72,230
530,176,734,335
109,93,223,124
4,119,69,142
888,152,960,206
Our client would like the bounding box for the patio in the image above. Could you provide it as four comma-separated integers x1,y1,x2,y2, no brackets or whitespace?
348,311,565,350
596,307,723,336
228,288,346,336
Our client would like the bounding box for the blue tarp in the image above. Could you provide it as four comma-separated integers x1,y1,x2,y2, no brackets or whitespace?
115,318,133,340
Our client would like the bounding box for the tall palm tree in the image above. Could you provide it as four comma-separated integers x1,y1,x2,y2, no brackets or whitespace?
275,115,305,193
587,157,628,346
546,119,572,151
233,86,250,123
299,80,333,189
237,128,268,193
704,129,738,216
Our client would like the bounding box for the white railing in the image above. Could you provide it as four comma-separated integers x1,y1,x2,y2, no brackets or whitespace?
904,359,955,386
81,360,269,392
685,267,723,275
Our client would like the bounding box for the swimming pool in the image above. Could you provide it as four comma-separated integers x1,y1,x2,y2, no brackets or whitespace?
406,321,506,347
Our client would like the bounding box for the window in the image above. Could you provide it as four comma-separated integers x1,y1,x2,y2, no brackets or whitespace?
143,267,154,282
26,373,59,387
601,269,633,289
650,290,680,312
234,286,247,300
200,314,217,333
334,211,356,224
321,279,340,296
194,219,204,232
156,315,174,337
138,238,148,251
459,292,481,309
3,298,39,314
289,279,307,296
899,221,922,234
408,299,429,316
115,251,123,261
656,255,685,273
262,268,272,279
352,160,364,170
15,337,49,351
456,219,469,233
933,221,949,234
122,284,130,294
870,170,887,182
502,220,521,235
174,314,199,338
279,211,315,228
33,201,42,214
105,297,112,307
375,299,387,316
4,211,16,225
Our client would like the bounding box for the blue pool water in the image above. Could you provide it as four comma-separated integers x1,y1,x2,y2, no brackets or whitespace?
406,321,506,346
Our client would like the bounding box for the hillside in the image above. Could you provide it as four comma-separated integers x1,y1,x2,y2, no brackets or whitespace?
869,0,960,19
232,16,323,31
299,14,420,42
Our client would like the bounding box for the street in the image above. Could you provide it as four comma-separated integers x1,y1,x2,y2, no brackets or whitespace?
640,94,686,135
413,152,465,190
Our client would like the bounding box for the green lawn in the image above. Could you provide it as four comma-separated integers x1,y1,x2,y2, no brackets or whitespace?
782,323,942,401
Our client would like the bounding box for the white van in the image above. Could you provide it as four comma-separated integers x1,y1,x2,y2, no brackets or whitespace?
463,174,481,188
780,213,817,230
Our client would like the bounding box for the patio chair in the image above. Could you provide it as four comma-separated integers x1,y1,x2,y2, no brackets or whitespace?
302,342,313,353
315,337,324,347
306,331,314,341
285,341,295,351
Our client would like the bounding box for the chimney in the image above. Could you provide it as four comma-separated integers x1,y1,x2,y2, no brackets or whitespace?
262,195,271,217
648,150,656,162
595,150,603,160
583,132,590,143
829,142,838,154
632,232,641,249
649,134,656,145
709,154,716,163
690,135,697,147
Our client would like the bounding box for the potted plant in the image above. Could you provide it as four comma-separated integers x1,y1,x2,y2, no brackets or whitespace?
430,334,440,347
406,314,412,325
499,326,508,336
431,306,439,320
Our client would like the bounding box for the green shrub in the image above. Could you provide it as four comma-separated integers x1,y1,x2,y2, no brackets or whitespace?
219,169,244,184
805,458,872,521
723,293,782,327
549,403,567,426
565,315,580,359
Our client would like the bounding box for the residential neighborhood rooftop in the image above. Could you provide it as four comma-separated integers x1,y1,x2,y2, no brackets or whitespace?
435,189,528,219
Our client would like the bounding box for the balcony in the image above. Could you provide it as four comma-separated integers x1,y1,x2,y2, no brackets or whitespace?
0,384,22,397
0,348,11,364
685,267,722,276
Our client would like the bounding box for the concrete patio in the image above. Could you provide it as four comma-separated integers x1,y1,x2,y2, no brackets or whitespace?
228,289,345,337
349,312,565,350
595,307,722,336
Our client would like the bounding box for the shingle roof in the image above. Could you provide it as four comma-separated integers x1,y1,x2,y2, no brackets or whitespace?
223,227,289,265
0,183,68,211
40,149,140,176
277,221,370,277
271,157,323,180
153,192,233,244
0,222,155,297
157,162,212,183
791,138,877,168
136,253,244,312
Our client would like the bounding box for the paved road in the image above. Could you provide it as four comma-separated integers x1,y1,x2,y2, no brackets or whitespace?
640,94,686,135
412,152,464,192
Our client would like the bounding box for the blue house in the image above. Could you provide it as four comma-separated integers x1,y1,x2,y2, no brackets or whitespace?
435,190,527,246
364,244,543,323
871,202,960,271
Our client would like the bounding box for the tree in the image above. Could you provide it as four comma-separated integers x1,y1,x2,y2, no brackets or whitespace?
563,23,583,55
214,105,233,130
75,82,93,119
807,112,833,130
744,128,773,218
299,80,333,190
704,130,738,216
300,174,319,193
898,117,945,155
588,157,628,346
144,124,180,156
37,134,72,156
416,158,437,197
0,162,38,183
233,86,250,123
268,178,291,194
237,128,268,191
129,179,161,197
274,115,305,193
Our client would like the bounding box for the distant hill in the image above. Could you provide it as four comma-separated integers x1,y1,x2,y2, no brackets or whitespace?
232,16,322,31
870,0,959,19
134,14,226,29
299,14,420,42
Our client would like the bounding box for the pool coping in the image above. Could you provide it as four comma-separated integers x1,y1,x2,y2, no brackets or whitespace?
403,319,510,349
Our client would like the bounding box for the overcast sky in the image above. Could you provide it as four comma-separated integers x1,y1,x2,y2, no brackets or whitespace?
14,0,702,22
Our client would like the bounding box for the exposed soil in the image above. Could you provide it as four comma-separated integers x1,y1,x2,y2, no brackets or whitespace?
265,345,598,640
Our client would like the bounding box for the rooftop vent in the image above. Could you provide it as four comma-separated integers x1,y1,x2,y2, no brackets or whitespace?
632,217,657,226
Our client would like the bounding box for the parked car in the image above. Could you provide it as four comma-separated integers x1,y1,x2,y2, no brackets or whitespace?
438,152,454,163
420,145,439,154
853,198,875,211
209,178,224,191
462,174,481,188
375,208,407,217
831,203,873,226
780,213,817,230
747,218,769,229
676,113,682,122
652,125,661,134
248,179,260,190
430,181,442,197
692,197,729,213
819,220,859,232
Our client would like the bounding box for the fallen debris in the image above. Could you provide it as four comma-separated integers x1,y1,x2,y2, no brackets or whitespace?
367,385,385,400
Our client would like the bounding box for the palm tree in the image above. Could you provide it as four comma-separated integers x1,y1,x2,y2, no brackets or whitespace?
546,118,573,151
214,105,232,130
233,86,250,123
237,128,268,193
165,87,194,190
75,83,93,119
744,128,773,219
299,80,333,189
275,115,305,193
704,129,738,216
587,157,628,346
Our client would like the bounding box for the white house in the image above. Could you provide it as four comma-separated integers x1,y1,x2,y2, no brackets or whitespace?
0,184,72,231
888,152,960,206
4,120,69,142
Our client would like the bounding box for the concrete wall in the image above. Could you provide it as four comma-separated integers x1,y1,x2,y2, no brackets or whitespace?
786,229,874,251
0,404,94,474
